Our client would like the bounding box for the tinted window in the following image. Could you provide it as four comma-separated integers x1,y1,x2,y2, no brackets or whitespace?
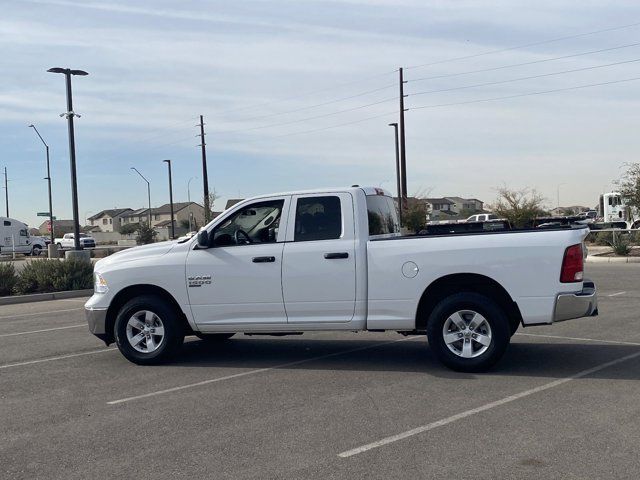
294,196,342,241
19,229,27,237
366,195,400,236
3,220,10,226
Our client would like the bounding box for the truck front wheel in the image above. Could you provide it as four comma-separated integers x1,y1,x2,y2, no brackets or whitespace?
426,292,510,372
114,295,184,365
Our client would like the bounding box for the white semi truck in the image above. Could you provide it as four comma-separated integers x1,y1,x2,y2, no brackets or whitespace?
0,217,47,256
597,192,640,229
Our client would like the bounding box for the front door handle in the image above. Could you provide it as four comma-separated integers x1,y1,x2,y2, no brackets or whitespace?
324,252,349,259
252,256,276,263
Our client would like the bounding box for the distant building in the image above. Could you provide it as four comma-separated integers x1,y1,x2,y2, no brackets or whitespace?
422,196,485,220
38,219,75,236
88,208,133,232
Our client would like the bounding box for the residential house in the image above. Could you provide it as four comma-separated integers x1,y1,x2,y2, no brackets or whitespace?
424,196,485,220
88,208,133,232
38,219,75,236
120,208,152,226
444,197,484,214
149,202,206,230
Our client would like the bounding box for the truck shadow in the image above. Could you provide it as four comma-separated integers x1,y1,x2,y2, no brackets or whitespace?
169,336,640,381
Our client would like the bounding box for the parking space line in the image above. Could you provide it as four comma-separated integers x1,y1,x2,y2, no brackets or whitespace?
0,348,116,370
0,308,82,320
108,336,422,405
608,291,627,297
516,332,640,346
0,324,85,338
338,350,640,458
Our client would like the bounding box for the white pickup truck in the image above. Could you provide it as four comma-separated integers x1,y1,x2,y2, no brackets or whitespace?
55,232,96,249
85,187,597,372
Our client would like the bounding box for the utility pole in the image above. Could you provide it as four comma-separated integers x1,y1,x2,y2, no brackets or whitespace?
3,167,8,217
388,123,403,227
163,160,175,239
197,115,211,223
398,68,408,216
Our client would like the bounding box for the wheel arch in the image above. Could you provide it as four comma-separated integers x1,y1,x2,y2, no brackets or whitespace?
415,273,522,332
104,284,193,345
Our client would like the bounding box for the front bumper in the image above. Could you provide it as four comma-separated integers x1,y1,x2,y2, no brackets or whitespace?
86,306,108,335
554,279,598,322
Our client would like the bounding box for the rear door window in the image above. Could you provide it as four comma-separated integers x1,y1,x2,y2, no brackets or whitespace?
294,196,342,241
366,195,400,236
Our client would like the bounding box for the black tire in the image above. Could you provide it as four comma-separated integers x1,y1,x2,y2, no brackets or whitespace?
426,292,510,372
31,246,42,257
195,333,235,342
509,320,520,337
114,295,185,365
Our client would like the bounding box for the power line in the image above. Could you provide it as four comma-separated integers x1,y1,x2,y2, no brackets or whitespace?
409,76,640,111
409,58,640,97
210,95,397,135
222,83,396,123
406,21,640,70
210,69,398,117
271,111,396,139
408,42,640,83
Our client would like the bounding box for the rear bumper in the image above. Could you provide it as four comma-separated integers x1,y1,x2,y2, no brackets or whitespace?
554,279,598,322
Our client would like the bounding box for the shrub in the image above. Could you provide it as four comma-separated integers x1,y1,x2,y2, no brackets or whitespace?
595,231,613,246
13,259,93,295
0,263,16,296
136,223,157,245
612,237,631,256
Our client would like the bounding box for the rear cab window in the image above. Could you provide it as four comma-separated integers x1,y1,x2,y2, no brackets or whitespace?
366,195,400,238
294,196,342,242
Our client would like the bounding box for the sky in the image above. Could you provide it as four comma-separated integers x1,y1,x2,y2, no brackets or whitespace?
1,0,639,228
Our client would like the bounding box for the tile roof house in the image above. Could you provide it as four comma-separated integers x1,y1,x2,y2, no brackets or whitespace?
88,208,133,232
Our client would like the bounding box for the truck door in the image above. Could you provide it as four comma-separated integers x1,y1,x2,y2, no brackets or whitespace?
185,197,290,326
281,193,356,323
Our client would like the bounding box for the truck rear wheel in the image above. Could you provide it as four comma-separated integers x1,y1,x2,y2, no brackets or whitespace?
114,295,184,365
426,292,510,372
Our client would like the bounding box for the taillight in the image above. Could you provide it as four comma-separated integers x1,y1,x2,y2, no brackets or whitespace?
560,244,584,283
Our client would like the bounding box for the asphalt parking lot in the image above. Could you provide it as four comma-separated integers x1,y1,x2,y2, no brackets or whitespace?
1,263,639,480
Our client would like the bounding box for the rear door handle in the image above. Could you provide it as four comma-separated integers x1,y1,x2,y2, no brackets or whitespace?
252,256,276,263
324,252,349,259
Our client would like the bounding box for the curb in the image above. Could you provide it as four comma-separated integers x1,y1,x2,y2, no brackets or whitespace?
586,255,640,264
0,289,93,306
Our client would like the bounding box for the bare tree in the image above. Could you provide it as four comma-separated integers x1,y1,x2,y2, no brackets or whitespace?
204,189,219,223
489,186,547,228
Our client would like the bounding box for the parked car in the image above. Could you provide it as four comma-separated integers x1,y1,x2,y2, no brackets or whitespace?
85,186,597,372
55,232,96,249
0,217,47,256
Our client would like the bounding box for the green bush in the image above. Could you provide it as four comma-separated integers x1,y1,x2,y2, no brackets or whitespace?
612,236,631,256
0,263,16,296
13,259,93,295
595,231,613,246
136,223,158,245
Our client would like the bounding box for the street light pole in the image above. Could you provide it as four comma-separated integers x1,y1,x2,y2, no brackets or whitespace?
388,122,403,227
47,67,88,252
28,124,55,244
130,167,152,226
163,160,175,239
187,176,196,231
2,167,8,217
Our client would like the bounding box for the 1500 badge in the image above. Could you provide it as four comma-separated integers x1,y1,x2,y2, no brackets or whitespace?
188,275,212,287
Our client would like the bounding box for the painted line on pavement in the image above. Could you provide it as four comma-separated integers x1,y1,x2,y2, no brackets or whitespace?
0,324,85,338
0,348,116,370
338,349,640,458
608,291,627,297
516,332,640,346
0,308,82,320
108,336,422,405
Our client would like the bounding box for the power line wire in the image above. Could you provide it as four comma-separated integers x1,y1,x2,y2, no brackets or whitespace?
222,83,396,123
406,21,640,70
409,58,640,96
210,96,397,135
410,76,640,111
408,42,640,83
209,69,398,117
271,111,397,139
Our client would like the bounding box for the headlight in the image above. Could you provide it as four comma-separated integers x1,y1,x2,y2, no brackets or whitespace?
94,272,108,294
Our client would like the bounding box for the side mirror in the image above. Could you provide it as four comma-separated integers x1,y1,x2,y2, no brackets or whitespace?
196,230,210,249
